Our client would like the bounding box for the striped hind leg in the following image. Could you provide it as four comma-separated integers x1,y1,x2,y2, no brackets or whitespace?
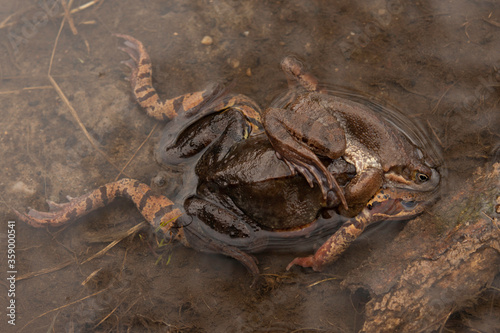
116,34,225,121
14,178,182,236
116,34,263,130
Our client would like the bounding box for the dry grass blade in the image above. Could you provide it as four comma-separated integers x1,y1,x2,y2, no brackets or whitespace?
431,83,454,114
114,123,158,181
0,86,52,94
426,119,444,148
94,296,126,328
0,1,100,30
81,267,103,286
61,0,78,35
17,260,73,281
81,221,148,264
307,277,340,288
47,16,127,175
48,75,125,174
0,12,19,29
70,0,102,14
20,287,110,332
483,18,500,28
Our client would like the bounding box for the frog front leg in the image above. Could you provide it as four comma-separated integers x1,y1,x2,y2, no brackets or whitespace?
286,209,371,271
341,167,384,216
263,105,348,209
14,179,182,236
115,34,262,133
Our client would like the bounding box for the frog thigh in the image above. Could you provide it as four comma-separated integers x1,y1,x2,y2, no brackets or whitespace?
117,35,223,121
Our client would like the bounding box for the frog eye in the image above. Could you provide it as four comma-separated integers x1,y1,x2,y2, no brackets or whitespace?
415,172,429,183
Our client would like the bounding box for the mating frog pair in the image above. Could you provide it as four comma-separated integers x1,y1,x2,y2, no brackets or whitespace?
15,35,440,277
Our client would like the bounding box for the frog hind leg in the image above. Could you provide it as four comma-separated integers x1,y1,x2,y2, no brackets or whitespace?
115,34,223,122
14,178,182,236
281,56,323,93
115,34,263,132
182,196,262,281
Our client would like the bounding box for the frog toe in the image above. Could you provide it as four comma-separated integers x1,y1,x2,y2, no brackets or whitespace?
46,199,70,212
120,58,137,70
13,208,66,228
118,46,140,64
286,255,321,271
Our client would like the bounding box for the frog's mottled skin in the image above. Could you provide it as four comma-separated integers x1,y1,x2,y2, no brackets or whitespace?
14,35,440,279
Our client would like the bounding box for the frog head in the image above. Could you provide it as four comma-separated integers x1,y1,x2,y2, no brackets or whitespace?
384,145,441,193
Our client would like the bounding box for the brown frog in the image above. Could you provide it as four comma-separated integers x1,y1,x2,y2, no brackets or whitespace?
264,58,439,215
14,35,440,280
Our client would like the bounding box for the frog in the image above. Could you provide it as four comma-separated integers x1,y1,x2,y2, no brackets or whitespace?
14,34,440,280
264,57,440,216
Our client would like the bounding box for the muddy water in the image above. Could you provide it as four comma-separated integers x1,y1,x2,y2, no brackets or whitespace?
1,0,499,332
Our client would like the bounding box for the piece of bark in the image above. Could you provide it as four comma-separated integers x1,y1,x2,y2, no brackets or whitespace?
343,162,500,332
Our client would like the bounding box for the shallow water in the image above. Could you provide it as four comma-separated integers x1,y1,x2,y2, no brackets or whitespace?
1,0,499,332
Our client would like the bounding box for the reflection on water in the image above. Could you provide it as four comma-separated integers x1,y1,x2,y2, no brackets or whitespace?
1,0,499,332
